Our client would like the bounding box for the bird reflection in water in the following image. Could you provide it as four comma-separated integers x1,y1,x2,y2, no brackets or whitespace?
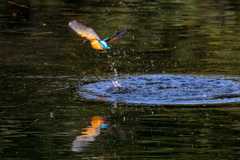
72,116,108,152
72,116,125,152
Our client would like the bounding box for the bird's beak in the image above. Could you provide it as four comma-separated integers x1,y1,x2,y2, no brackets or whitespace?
83,39,90,44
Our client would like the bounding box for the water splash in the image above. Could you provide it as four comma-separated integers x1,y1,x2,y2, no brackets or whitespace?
110,61,122,90
78,74,240,105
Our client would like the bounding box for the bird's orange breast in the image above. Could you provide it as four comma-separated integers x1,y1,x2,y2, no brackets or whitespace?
91,40,105,50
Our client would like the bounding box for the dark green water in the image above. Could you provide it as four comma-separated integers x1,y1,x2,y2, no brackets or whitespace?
1,0,240,159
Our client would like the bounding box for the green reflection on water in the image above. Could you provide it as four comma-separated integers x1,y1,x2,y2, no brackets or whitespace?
1,0,240,159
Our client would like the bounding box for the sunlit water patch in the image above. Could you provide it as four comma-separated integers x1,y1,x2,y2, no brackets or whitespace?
78,74,240,105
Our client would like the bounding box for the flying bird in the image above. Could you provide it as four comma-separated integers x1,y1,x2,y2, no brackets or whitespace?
68,20,128,50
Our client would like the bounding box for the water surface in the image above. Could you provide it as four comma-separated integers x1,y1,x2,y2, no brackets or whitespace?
1,0,240,159
79,74,240,105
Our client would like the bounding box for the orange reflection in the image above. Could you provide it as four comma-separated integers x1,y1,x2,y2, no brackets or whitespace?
72,116,108,152
80,116,104,139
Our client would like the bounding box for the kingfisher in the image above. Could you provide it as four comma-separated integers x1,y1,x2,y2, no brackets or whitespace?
68,20,128,50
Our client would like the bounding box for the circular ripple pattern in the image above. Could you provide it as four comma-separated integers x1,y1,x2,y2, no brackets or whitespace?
78,74,240,105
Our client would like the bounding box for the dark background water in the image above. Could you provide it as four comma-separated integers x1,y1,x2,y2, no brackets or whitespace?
1,0,240,159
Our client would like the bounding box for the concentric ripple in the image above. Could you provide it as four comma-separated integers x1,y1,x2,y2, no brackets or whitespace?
78,74,240,105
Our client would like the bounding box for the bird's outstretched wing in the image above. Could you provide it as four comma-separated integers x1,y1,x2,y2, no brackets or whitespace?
68,20,100,41
105,29,128,42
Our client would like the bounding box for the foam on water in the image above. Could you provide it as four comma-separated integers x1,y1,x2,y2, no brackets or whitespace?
78,74,240,105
